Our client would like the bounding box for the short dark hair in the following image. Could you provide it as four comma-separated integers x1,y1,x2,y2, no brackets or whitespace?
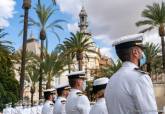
93,84,107,94
57,89,63,96
44,92,52,100
115,47,132,62
69,78,77,88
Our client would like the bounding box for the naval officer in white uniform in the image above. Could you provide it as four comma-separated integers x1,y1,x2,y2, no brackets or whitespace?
42,89,56,114
53,84,70,114
65,71,90,114
89,77,108,114
105,34,158,114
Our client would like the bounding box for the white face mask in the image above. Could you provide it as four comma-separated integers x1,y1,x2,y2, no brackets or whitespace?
82,81,87,91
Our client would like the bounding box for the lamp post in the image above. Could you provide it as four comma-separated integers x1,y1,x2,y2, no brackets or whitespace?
19,0,31,101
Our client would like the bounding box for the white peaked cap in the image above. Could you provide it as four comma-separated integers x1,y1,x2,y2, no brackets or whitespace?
56,83,70,89
66,71,86,79
43,88,56,93
112,33,144,46
66,71,85,76
93,77,109,86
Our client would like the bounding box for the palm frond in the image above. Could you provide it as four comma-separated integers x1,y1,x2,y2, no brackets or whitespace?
136,2,165,32
139,26,154,33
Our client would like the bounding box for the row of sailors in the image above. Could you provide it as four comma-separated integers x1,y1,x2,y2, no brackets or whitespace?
3,73,109,114
3,33,161,114
42,71,109,114
41,34,160,114
3,105,43,114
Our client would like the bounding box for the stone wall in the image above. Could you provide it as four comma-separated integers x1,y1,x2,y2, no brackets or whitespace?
153,83,165,110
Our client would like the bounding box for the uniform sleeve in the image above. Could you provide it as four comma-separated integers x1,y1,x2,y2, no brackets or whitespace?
42,104,54,114
77,95,91,114
61,103,66,114
89,105,108,114
53,101,63,114
132,75,158,114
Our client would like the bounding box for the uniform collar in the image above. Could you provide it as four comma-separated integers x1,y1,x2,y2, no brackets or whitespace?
70,88,82,93
97,98,105,103
45,100,53,104
58,96,66,100
122,61,139,69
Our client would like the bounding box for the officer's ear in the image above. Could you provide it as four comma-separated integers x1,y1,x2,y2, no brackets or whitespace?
131,47,140,58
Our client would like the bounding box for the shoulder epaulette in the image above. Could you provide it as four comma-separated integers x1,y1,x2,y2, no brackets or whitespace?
76,92,83,96
134,68,148,74
61,100,66,104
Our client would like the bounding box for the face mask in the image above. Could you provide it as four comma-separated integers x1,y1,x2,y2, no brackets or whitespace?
82,81,87,91
140,52,146,66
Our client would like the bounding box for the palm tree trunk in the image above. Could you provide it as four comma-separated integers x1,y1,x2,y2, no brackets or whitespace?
46,82,51,89
19,0,31,100
67,55,71,73
77,53,83,71
78,60,82,71
159,25,165,72
147,63,151,74
46,72,51,89
46,37,48,53
39,39,44,99
68,64,71,73
161,36,165,72
31,91,34,106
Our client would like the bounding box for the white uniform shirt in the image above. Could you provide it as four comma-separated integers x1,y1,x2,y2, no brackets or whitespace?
3,107,13,114
65,89,90,114
14,106,23,114
89,98,108,114
42,100,54,114
53,97,66,114
105,61,158,114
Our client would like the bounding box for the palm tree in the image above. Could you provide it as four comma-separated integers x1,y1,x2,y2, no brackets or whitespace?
56,44,73,73
63,32,99,71
136,2,165,72
152,55,162,75
20,0,58,101
26,65,39,106
42,50,67,89
19,0,31,101
38,0,56,5
144,42,160,74
101,60,122,78
13,50,39,105
13,51,38,65
0,29,19,110
0,29,13,58
0,29,11,47
29,3,64,99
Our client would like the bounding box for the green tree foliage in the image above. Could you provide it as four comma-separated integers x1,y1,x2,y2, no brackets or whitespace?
62,32,99,70
29,3,64,98
100,60,122,78
42,49,67,89
144,42,160,74
0,29,19,111
26,64,40,106
136,2,165,71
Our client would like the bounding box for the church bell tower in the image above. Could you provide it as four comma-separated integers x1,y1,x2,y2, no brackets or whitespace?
79,6,89,34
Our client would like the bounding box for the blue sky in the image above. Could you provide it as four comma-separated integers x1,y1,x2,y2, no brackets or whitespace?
3,0,117,60
5,0,73,51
